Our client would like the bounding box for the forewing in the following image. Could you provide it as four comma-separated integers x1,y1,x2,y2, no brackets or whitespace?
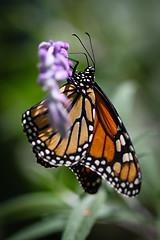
22,84,95,167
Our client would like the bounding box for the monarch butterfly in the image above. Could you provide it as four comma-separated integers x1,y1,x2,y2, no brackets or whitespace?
22,34,141,197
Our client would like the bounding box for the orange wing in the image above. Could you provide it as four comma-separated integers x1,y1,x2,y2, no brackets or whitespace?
22,84,95,168
79,83,141,197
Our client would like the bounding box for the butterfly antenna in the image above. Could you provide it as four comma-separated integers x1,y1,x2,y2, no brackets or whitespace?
72,33,95,68
69,52,89,67
85,32,95,68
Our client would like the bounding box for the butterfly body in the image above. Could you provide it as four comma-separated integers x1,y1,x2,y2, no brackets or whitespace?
22,66,141,197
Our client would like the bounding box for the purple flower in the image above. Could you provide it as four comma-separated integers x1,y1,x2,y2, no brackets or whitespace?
37,40,73,137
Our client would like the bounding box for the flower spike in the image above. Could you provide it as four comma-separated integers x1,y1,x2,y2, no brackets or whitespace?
37,40,73,137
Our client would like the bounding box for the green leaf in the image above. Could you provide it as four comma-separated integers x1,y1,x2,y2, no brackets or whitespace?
0,192,70,223
157,216,160,240
6,215,66,240
111,81,137,122
61,191,105,240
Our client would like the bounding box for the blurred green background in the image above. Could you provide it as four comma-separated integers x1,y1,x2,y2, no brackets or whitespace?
0,0,160,239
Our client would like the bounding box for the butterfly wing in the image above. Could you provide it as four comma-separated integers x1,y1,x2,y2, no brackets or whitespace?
70,163,102,194
79,83,141,197
22,84,95,167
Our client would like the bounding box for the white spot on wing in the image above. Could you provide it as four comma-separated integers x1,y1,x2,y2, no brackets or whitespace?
129,152,133,160
66,160,72,165
120,135,126,146
51,159,56,164
86,162,90,165
116,140,121,152
121,182,126,188
114,177,118,182
95,160,100,166
98,167,103,172
40,151,44,156
129,145,134,151
118,188,122,193
134,178,140,185
45,149,50,154
89,134,93,142
129,183,133,188
83,143,89,149
118,116,122,124
106,166,111,174
89,125,93,131
75,155,80,161
101,160,106,165
93,109,95,119
103,173,107,178
122,153,129,162
124,132,129,139
91,165,96,170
